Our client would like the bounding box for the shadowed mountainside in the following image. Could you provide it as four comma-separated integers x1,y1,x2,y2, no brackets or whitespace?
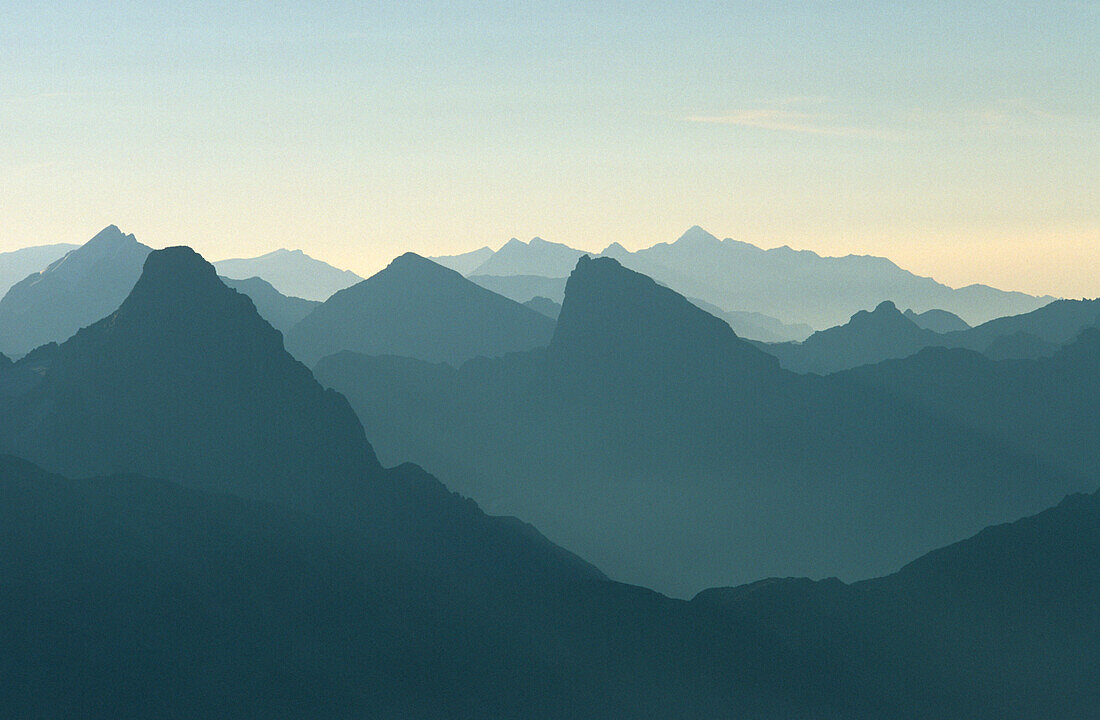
220,275,319,334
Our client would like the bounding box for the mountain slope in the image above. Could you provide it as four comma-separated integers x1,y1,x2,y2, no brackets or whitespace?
214,248,362,301
0,226,152,356
0,243,78,297
220,275,319,333
904,307,970,333
285,253,555,367
430,245,494,274
763,301,945,374
761,297,1100,374
315,256,1089,595
694,487,1100,718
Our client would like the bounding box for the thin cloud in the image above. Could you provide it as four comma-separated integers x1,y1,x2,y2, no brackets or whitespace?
684,109,890,139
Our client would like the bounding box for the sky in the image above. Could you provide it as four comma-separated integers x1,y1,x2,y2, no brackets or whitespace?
1,1,1097,297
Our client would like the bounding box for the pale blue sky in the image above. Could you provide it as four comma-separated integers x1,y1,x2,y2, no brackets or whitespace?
1,1,1097,295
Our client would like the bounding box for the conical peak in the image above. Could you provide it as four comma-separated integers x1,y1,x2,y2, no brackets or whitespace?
675,225,720,246
873,300,899,314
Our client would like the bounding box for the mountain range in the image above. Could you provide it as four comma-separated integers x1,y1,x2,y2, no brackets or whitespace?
0,241,1094,717
438,226,1055,329
0,227,337,353
315,255,1095,596
761,297,1100,374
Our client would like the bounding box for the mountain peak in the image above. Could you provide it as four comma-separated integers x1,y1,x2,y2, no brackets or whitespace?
83,224,138,250
873,300,899,314
675,225,720,246
551,255,778,380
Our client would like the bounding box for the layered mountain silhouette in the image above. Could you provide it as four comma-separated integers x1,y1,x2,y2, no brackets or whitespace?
315,256,1091,595
429,245,493,274
0,242,77,297
692,487,1100,718
468,236,586,277
688,296,814,342
469,273,568,303
761,296,1100,374
455,226,1053,328
284,253,556,367
523,295,561,319
761,301,945,374
0,243,1093,717
214,247,362,301
0,226,152,357
220,275,318,333
904,307,970,333
0,226,341,357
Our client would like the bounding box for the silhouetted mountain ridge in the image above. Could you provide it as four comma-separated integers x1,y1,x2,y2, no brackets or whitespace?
285,252,555,366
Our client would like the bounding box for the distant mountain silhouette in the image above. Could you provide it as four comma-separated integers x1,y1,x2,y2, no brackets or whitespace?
458,226,1053,328
523,295,561,319
469,236,586,277
315,256,1089,595
0,245,1093,717
220,275,318,333
429,245,493,274
0,226,151,357
762,301,944,374
952,297,1100,349
0,242,77,297
285,253,555,367
688,296,814,342
468,273,567,303
214,248,362,301
761,297,1100,374
903,307,970,333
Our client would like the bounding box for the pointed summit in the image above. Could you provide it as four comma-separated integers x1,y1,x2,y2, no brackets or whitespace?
0,225,152,355
285,253,555,366
674,225,720,246
1,245,379,505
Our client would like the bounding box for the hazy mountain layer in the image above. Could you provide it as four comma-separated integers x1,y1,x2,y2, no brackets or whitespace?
316,256,1091,595
459,227,1053,328
0,243,77,298
214,248,362,301
220,276,319,334
761,297,1100,374
0,226,152,357
285,253,555,367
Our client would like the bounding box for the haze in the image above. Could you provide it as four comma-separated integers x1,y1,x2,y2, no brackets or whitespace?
1,1,1097,297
